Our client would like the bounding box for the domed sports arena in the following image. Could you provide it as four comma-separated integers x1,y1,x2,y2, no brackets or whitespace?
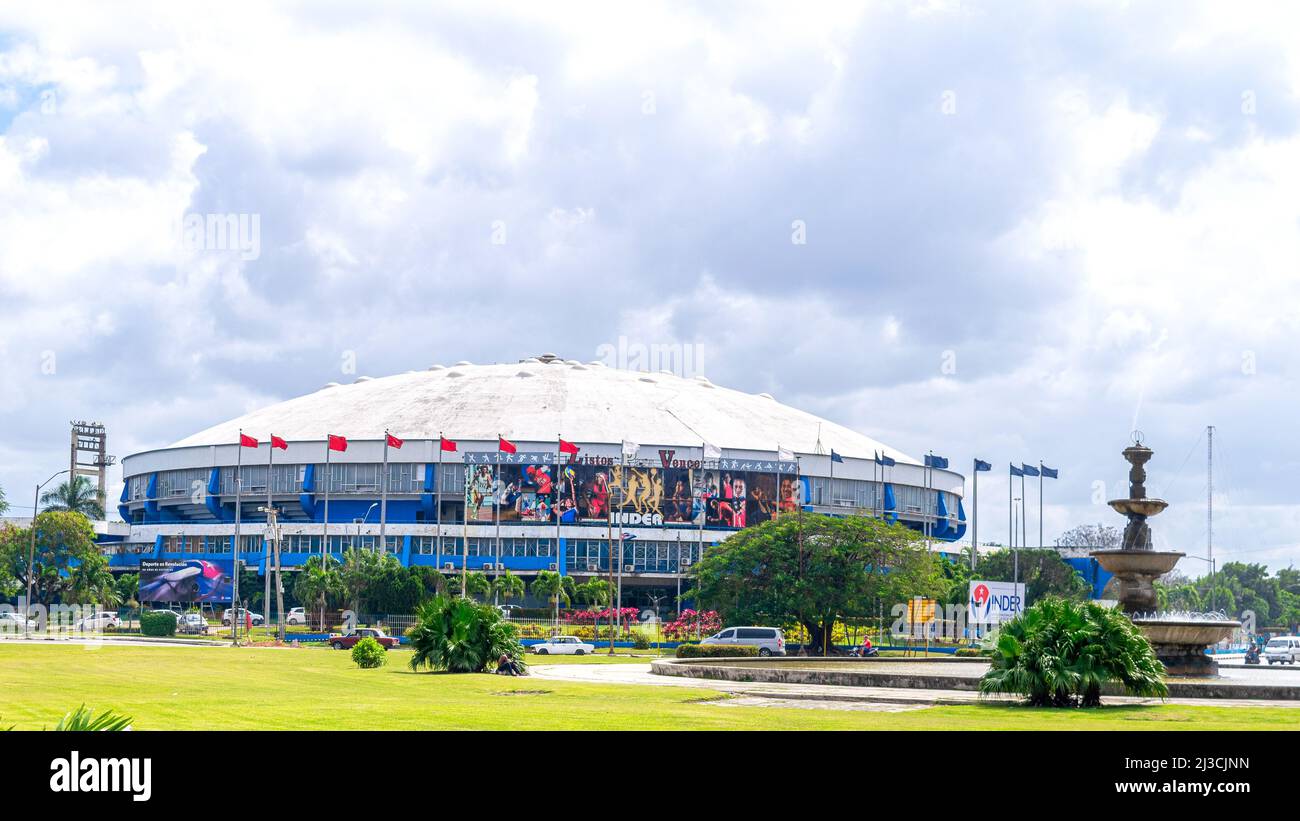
111,354,967,608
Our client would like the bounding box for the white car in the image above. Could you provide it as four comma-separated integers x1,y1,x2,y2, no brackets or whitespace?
221,608,265,626
286,607,307,626
531,636,595,656
1264,636,1300,665
74,612,121,631
0,611,37,632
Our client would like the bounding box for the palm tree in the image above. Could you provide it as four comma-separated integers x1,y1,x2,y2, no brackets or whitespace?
70,555,119,609
294,555,341,631
492,570,525,604
980,596,1168,707
530,570,572,629
463,571,491,600
408,596,525,673
575,578,612,641
39,476,105,520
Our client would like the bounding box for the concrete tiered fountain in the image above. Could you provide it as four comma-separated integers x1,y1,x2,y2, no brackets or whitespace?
1091,437,1239,676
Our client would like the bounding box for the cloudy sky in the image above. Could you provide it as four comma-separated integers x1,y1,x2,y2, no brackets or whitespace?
2,1,1299,571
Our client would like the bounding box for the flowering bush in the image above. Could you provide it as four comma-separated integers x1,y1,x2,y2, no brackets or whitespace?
662,609,721,640
565,607,640,626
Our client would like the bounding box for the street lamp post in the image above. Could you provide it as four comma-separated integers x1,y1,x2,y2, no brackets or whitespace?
26,469,70,638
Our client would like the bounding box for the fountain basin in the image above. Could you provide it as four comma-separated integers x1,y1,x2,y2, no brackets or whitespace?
1091,550,1183,613
1107,498,1169,518
1132,618,1241,677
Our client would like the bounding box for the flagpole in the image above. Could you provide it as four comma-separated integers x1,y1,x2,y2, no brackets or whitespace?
380,429,390,552
435,434,443,580
323,438,331,562
233,430,243,645
264,438,272,630
696,441,706,639
556,433,561,600
495,435,502,605
1038,463,1044,550
616,447,626,640
1020,471,1027,558
971,459,978,572
1007,464,1012,556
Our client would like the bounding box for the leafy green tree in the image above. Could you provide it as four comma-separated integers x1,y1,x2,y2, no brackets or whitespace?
693,513,944,653
39,476,106,520
975,548,1089,604
409,566,447,600
339,547,396,613
492,570,525,603
368,564,424,613
0,511,99,604
69,553,119,608
980,596,1168,707
113,573,139,609
463,571,491,599
294,555,342,630
0,482,9,516
407,595,524,673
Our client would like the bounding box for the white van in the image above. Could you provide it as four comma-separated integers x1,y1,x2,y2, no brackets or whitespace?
701,626,785,656
1264,636,1300,665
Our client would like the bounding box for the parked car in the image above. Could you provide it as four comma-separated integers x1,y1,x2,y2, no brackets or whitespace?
221,608,264,626
497,604,523,619
701,626,785,656
74,612,121,632
177,613,210,635
531,635,595,655
285,607,307,626
0,611,37,632
1264,636,1300,665
328,627,400,651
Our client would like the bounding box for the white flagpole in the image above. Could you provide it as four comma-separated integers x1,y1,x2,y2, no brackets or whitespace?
379,429,390,552
233,430,243,644
435,434,443,576
495,435,502,604
264,438,272,629
323,438,331,559
971,460,979,572
1039,463,1044,550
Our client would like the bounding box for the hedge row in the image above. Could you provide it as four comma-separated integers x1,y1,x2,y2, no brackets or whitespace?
140,611,178,637
675,643,759,659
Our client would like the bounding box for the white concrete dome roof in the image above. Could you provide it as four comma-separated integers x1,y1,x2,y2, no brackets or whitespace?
169,359,918,464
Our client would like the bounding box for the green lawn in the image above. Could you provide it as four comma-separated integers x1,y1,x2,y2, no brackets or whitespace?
3,643,1298,730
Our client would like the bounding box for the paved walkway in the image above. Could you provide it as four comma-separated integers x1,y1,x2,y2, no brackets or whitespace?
530,663,1300,709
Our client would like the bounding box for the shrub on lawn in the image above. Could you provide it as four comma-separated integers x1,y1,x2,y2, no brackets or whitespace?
408,595,525,674
954,647,984,657
351,637,388,669
139,611,177,637
630,630,651,650
979,596,1168,707
675,643,759,659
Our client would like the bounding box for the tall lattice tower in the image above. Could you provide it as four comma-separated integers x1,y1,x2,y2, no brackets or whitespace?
70,421,115,510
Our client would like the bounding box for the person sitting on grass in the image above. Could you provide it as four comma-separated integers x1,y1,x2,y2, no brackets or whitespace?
496,654,524,676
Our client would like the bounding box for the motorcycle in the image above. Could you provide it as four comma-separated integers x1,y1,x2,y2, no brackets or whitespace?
1245,645,1261,665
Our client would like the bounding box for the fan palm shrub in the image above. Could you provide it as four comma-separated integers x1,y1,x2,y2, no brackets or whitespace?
979,596,1168,707
407,595,525,674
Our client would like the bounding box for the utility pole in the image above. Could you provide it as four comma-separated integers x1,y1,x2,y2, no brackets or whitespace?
1207,425,1215,613
260,505,284,642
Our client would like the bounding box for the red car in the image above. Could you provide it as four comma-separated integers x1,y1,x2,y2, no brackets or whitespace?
328,627,400,651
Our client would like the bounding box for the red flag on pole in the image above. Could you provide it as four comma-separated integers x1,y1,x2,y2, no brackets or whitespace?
440,436,457,452
328,434,348,452
239,433,259,448
498,436,517,454
270,435,288,450
386,433,404,449
559,438,579,455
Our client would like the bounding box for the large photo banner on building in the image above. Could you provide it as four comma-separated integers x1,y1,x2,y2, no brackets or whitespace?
138,559,234,603
968,580,1026,626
